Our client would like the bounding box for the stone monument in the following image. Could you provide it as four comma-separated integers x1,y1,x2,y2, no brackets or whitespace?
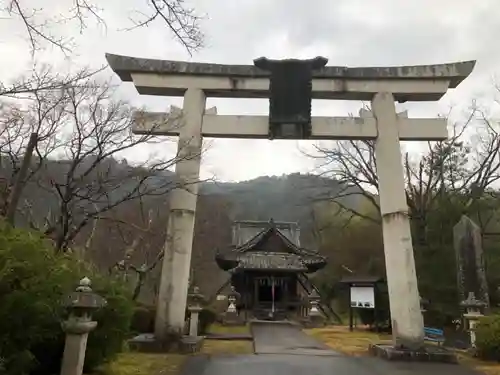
454,215,490,310
106,52,476,358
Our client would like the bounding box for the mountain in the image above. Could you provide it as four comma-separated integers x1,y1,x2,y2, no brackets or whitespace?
2,156,364,300
5,155,362,248
201,173,362,246
203,173,360,220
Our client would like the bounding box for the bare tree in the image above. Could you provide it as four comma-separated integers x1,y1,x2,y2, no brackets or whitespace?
0,68,98,218
106,203,166,301
16,76,208,252
3,0,204,55
308,99,500,234
0,64,101,99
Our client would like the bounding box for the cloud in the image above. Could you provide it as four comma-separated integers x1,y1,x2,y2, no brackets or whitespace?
1,0,499,181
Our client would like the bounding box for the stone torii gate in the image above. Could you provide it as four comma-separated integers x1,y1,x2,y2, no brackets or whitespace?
106,53,475,350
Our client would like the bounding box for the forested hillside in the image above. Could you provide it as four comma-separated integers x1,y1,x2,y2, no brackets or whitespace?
11,157,360,247
4,155,357,302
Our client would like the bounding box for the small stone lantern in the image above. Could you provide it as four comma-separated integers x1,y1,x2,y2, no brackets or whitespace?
227,286,240,313
460,292,486,348
309,289,321,316
307,289,325,327
187,285,205,337
223,285,242,325
60,277,107,375
419,295,428,321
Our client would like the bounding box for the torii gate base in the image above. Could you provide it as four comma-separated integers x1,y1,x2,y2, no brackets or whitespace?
107,53,474,360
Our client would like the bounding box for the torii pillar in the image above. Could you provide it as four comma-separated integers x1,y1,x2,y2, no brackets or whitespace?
370,93,424,348
153,88,206,337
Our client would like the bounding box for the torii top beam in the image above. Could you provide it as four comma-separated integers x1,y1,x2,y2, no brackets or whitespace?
105,53,476,102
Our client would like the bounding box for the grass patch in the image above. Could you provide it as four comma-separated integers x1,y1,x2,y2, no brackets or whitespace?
305,326,391,356
90,352,186,375
309,326,500,375
201,340,254,356
457,353,500,375
207,323,250,335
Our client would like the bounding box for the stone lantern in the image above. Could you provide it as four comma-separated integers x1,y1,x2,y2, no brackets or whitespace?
307,289,325,327
419,295,428,320
460,292,486,348
227,286,240,312
60,277,107,375
187,285,205,337
309,289,321,316
224,285,242,325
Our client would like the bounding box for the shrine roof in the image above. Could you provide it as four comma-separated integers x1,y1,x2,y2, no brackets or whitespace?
232,221,316,255
216,220,326,273
106,53,475,88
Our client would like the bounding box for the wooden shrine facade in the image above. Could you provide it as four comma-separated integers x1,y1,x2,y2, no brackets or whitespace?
215,220,326,321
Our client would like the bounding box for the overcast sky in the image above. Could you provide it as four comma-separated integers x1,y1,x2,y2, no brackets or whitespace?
1,0,500,181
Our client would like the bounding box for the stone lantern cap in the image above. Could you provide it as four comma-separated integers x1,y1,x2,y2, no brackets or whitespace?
460,291,487,309
188,285,205,306
63,277,107,311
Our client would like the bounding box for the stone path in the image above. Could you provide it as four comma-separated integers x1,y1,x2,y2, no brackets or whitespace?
180,322,482,375
251,321,340,356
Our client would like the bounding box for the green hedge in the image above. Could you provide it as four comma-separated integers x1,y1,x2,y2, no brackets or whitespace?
130,304,155,334
0,223,134,375
476,314,500,361
199,308,217,335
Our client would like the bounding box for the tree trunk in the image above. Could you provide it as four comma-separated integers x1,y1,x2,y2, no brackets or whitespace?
5,133,38,225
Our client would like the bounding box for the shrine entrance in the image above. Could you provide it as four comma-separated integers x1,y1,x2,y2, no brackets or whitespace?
106,52,475,350
216,220,325,322
257,276,284,304
254,275,289,320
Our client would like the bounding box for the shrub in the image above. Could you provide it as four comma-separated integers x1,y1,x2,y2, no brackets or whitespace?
198,308,217,334
356,308,375,326
83,274,134,372
476,314,500,361
0,223,134,375
130,304,155,334
356,307,390,328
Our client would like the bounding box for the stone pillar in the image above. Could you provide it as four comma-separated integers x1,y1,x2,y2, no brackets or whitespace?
371,92,424,349
155,88,206,337
60,277,107,375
